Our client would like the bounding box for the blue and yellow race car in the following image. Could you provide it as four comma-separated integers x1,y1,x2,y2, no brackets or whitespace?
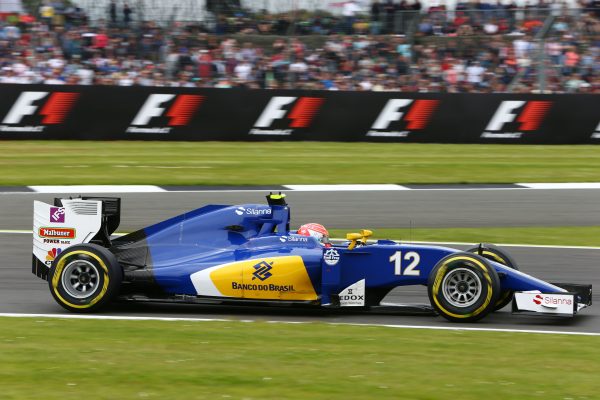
33,193,592,322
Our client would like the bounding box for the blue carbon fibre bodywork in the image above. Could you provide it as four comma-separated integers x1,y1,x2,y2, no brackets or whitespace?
141,204,323,295
125,200,565,303
321,242,563,305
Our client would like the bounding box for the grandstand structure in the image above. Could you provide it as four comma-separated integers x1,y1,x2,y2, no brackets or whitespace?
70,0,364,23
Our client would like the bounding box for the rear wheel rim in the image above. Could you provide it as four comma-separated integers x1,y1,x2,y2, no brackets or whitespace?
61,260,100,299
441,267,482,308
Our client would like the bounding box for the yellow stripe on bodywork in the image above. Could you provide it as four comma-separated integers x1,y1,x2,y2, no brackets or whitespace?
51,250,109,309
432,255,494,319
210,256,317,301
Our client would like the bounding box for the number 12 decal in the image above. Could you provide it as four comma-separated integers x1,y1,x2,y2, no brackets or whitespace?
389,251,420,276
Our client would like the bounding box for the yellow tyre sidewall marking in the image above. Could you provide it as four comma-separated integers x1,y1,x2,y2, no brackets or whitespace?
481,250,512,306
51,250,110,309
432,256,494,319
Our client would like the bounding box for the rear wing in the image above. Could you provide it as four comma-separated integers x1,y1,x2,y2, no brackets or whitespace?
32,197,121,280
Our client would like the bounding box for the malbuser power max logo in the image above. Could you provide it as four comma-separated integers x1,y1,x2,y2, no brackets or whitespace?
481,100,552,139
0,91,79,132
366,99,439,138
127,94,204,133
249,96,325,136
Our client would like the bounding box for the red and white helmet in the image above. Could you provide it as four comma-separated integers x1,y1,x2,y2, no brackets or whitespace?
297,223,330,246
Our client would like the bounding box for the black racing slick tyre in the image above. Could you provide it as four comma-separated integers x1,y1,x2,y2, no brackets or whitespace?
48,244,122,312
428,253,500,323
467,244,519,311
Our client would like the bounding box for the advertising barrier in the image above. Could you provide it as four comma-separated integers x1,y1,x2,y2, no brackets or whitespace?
0,84,598,143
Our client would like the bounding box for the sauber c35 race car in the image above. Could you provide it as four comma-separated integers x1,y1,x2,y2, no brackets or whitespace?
32,194,592,322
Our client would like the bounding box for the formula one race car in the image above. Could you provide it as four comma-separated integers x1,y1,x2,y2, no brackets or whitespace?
32,194,592,322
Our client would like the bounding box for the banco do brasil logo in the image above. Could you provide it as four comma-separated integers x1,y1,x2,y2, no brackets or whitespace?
252,261,273,281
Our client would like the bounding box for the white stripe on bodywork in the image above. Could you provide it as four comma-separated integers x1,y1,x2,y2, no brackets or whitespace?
190,262,237,297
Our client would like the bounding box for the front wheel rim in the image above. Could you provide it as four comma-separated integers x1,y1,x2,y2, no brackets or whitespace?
441,267,482,308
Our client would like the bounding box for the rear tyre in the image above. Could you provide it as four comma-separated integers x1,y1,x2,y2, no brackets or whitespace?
428,253,500,322
48,244,122,312
467,244,519,311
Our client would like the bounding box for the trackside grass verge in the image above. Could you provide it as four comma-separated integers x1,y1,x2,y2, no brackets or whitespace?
2,141,600,185
0,318,598,400
329,226,600,247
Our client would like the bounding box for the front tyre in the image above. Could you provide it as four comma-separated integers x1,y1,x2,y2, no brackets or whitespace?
467,244,519,311
48,244,122,312
428,253,500,322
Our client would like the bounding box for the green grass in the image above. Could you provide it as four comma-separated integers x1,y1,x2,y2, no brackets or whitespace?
329,226,600,247
2,141,600,185
0,318,598,400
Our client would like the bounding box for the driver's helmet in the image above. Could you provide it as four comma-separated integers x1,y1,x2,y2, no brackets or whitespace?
297,223,330,246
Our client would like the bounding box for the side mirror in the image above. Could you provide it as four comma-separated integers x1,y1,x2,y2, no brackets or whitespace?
346,230,373,250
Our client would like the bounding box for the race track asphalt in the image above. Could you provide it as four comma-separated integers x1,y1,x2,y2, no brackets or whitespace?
1,189,599,333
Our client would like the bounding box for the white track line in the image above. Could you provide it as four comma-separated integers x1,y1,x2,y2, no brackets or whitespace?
283,184,408,191
28,185,166,193
518,183,600,189
0,184,599,194
397,240,600,251
0,313,598,336
2,229,600,250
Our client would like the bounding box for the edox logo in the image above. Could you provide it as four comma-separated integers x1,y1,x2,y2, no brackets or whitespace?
252,261,273,281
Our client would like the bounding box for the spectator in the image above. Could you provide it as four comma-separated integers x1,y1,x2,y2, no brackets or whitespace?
39,1,55,27
371,0,382,34
109,0,117,25
343,0,361,34
123,3,132,26
384,0,396,33
0,1,597,94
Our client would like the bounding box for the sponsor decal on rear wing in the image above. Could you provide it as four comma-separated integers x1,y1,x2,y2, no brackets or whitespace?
32,199,102,279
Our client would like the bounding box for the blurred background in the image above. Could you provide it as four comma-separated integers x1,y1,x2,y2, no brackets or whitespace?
0,0,598,93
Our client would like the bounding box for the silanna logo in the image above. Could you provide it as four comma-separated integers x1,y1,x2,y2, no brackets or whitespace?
252,261,273,281
366,99,439,138
234,206,272,216
481,101,552,139
533,293,572,308
127,94,204,134
0,91,79,132
249,96,325,136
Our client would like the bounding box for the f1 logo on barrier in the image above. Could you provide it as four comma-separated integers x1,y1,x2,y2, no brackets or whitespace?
0,91,79,132
249,96,325,136
366,99,439,138
481,100,552,139
127,94,204,133
591,121,600,139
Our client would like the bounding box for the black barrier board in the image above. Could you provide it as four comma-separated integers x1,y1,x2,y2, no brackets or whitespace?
0,84,598,143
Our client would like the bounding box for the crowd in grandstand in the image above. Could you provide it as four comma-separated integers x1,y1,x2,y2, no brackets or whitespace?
0,0,598,93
